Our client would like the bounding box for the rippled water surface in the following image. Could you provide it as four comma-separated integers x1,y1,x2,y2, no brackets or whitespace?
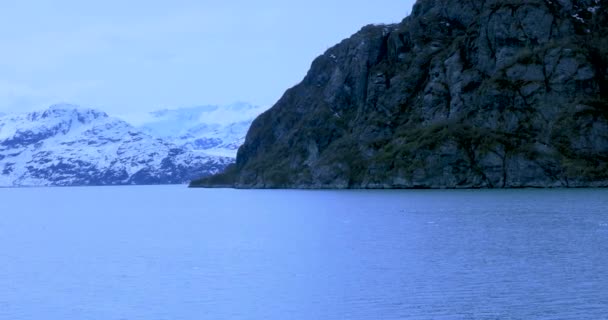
0,186,607,319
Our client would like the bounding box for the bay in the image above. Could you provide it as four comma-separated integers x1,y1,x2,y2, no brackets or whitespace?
0,186,606,319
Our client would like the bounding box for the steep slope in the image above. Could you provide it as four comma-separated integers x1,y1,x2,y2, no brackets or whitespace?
135,102,268,158
0,104,231,186
192,0,608,188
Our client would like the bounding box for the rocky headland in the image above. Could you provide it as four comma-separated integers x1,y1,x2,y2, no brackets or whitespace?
192,0,608,189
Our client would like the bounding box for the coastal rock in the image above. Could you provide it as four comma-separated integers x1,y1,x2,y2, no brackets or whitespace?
192,0,608,189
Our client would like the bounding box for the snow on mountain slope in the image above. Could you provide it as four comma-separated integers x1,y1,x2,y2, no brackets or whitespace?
132,102,269,158
0,104,232,186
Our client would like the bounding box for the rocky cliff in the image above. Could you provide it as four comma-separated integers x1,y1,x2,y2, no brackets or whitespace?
191,0,608,189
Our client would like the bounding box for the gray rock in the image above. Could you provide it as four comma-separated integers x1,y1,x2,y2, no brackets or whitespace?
191,0,608,189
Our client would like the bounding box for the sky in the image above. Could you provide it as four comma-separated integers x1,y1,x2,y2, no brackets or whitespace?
0,0,416,116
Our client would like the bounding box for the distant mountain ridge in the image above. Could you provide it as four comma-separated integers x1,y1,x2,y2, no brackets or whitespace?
134,102,268,158
0,104,232,186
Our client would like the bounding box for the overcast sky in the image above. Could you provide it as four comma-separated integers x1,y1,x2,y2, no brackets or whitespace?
0,0,416,116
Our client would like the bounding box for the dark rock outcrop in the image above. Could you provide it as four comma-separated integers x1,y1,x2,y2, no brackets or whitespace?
191,0,608,189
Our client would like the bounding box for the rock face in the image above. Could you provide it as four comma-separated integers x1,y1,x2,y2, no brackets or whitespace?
0,105,232,186
191,0,608,189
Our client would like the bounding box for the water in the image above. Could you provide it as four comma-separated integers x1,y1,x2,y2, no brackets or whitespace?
0,187,607,319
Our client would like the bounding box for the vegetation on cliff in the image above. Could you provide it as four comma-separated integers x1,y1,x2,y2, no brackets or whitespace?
192,0,608,188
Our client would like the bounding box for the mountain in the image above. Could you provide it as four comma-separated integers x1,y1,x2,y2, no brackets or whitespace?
135,102,268,158
0,104,232,186
192,0,608,189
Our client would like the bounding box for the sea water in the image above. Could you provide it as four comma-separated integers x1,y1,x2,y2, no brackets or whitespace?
0,186,606,319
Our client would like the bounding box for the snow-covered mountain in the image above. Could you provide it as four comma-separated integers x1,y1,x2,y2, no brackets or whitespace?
133,102,268,158
0,104,232,187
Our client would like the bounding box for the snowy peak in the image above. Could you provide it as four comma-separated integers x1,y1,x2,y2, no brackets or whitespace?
45,103,108,121
146,102,266,128
0,105,111,148
0,104,232,186
136,102,268,158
